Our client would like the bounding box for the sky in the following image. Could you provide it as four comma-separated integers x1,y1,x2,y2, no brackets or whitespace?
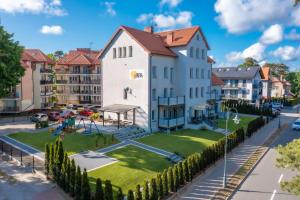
0,0,300,70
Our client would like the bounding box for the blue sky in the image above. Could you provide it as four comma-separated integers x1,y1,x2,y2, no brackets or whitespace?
1,0,300,70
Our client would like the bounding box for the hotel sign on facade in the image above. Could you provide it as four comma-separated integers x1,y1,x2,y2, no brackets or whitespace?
129,69,144,80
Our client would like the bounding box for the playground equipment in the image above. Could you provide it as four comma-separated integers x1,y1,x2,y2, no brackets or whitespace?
52,117,76,136
77,118,101,135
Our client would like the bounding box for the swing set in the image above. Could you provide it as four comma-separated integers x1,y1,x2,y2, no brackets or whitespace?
77,117,101,135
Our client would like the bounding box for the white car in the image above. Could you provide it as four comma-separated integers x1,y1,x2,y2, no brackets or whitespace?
292,119,300,130
272,102,283,110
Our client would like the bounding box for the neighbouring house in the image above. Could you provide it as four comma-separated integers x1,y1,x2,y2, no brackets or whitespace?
261,66,272,100
211,72,224,114
271,76,293,98
212,66,263,105
0,49,55,113
55,48,102,105
100,25,212,132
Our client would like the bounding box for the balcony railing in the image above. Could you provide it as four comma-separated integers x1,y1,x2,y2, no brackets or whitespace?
69,80,101,84
56,71,100,75
41,91,54,96
56,80,68,84
159,117,185,128
40,80,54,85
40,68,53,73
0,106,20,113
158,96,185,106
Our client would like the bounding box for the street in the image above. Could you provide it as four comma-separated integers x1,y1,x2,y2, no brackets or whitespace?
231,112,300,200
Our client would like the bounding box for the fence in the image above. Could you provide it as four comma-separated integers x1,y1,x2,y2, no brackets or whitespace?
0,140,45,173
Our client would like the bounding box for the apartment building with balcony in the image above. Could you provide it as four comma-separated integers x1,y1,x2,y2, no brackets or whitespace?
100,25,211,132
212,67,263,104
271,76,292,98
0,49,55,113
55,48,102,105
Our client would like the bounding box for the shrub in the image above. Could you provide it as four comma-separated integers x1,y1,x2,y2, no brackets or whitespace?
167,167,174,192
135,184,142,200
127,189,134,200
117,188,123,200
81,168,91,200
104,180,113,200
95,178,104,200
143,180,150,200
149,178,158,200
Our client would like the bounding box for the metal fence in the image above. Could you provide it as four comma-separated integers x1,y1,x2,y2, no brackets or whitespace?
0,140,45,173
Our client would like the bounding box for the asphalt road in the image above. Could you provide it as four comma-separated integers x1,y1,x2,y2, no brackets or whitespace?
231,118,300,200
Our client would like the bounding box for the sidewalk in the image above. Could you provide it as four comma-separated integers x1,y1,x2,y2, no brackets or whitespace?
172,112,297,200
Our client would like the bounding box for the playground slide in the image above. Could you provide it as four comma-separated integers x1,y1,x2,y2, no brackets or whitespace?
53,124,64,136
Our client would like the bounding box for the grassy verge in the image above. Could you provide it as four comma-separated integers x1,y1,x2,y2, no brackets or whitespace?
217,116,256,132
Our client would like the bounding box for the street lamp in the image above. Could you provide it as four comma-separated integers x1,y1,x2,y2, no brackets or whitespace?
223,107,240,188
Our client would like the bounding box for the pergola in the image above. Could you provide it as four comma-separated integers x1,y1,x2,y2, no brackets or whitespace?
99,104,139,129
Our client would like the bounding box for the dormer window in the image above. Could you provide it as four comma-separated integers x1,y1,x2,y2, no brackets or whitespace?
196,34,200,41
190,47,194,58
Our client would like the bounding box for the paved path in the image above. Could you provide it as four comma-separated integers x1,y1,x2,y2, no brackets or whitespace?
0,136,44,161
231,124,300,200
174,111,297,200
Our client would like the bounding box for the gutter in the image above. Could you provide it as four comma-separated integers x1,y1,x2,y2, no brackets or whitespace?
148,55,152,133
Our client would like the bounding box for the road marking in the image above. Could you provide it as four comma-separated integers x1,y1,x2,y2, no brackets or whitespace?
278,174,284,183
270,189,277,200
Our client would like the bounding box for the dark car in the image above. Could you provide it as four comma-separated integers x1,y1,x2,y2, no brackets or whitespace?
48,111,61,121
30,113,48,122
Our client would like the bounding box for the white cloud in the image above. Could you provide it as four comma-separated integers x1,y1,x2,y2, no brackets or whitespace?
0,0,67,16
214,0,295,34
292,7,300,26
137,11,193,30
285,29,300,40
40,25,63,35
104,1,116,16
260,24,283,44
271,46,300,61
226,42,266,62
159,0,182,8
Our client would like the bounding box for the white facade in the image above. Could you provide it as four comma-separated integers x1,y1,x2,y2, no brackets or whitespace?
101,27,211,132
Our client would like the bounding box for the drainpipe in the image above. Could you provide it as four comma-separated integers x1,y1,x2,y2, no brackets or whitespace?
148,55,152,133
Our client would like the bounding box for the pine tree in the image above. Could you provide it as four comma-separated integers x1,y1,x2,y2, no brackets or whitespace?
162,169,168,196
143,180,150,200
56,140,64,171
127,190,134,200
173,165,179,191
75,166,82,200
178,162,184,185
167,167,174,192
69,159,76,196
44,144,50,178
104,180,113,200
135,184,142,200
65,157,71,193
149,178,158,200
49,144,54,175
95,178,104,200
81,168,91,200
183,160,189,182
117,188,124,200
156,174,163,199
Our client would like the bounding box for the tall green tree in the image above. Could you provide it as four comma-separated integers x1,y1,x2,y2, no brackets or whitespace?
162,170,168,196
135,184,142,200
149,178,158,200
264,63,289,77
143,180,150,200
95,178,104,200
49,144,54,175
238,57,260,68
44,144,50,178
276,139,300,196
104,180,113,200
167,167,174,192
127,190,134,200
117,188,123,200
178,162,184,185
156,174,163,199
173,165,179,191
0,26,25,98
69,159,76,196
81,168,91,200
75,166,82,200
286,71,300,94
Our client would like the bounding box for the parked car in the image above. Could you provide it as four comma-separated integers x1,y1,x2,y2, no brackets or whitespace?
30,113,48,122
60,109,76,119
48,111,61,121
73,104,84,111
272,108,280,116
272,102,283,110
90,105,102,113
292,119,300,130
79,109,94,117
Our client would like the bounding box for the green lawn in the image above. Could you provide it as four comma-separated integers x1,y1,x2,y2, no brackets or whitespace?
88,145,172,193
137,129,224,157
8,131,118,155
217,116,256,132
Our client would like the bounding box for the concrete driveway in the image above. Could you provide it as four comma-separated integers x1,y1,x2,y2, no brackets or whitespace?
0,120,36,136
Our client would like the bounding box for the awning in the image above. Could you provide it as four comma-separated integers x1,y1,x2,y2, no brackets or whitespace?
192,104,211,111
99,104,139,114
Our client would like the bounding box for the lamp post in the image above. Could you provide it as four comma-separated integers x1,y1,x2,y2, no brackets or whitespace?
223,107,240,188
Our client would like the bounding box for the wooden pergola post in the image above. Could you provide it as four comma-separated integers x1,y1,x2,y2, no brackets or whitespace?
133,108,136,125
117,113,120,129
102,111,105,126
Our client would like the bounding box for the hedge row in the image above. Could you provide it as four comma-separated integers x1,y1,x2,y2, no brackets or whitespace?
271,97,300,107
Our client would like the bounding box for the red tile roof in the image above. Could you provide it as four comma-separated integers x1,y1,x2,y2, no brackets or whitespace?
261,67,270,80
212,73,224,86
57,48,101,66
23,49,54,64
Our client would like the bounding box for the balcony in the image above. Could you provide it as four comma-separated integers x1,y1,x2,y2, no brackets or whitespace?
0,106,20,113
1,92,20,99
56,71,100,75
41,90,54,96
158,96,185,106
40,68,53,73
40,80,54,85
56,80,68,84
158,117,185,128
223,84,239,89
69,80,101,85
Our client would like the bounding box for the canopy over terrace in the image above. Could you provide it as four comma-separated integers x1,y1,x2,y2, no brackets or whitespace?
99,104,140,129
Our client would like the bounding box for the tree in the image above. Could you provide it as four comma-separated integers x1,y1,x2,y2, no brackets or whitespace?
156,174,163,199
56,140,64,171
49,144,54,175
135,184,142,200
81,168,91,200
54,50,64,60
117,188,123,200
104,180,113,200
65,157,71,193
45,144,50,178
276,139,300,196
183,160,189,182
167,167,174,192
75,166,82,200
127,190,134,200
286,71,300,94
162,170,168,196
295,0,300,6
0,26,25,98
69,159,76,196
143,180,150,200
95,178,104,200
149,178,158,200
178,162,184,185
238,57,260,68
173,165,179,191
264,63,289,77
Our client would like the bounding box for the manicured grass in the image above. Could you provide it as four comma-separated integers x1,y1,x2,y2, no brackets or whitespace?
137,129,224,157
88,145,172,193
8,131,118,155
217,116,256,132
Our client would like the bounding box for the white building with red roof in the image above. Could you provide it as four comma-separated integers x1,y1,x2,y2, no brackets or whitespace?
100,25,212,132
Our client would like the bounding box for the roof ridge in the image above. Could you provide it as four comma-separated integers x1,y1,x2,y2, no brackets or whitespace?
155,26,199,34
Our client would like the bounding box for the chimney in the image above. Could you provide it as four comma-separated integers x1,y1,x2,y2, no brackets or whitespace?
167,32,174,44
144,26,153,33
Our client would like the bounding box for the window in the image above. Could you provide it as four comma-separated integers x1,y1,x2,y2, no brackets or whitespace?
152,66,157,79
118,47,122,58
189,88,193,98
170,68,174,83
190,68,194,79
151,110,155,121
152,88,156,101
123,47,127,57
201,87,204,97
201,49,205,60
129,46,133,57
113,48,116,59
164,67,168,79
207,86,210,95
195,87,199,98
164,88,168,98
201,69,204,79
197,34,200,41
207,70,211,79
190,47,194,57
170,88,174,97
196,68,199,79
196,48,200,58
243,80,247,86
